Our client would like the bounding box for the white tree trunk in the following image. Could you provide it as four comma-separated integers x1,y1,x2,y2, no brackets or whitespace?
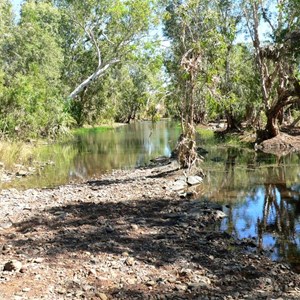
68,59,120,99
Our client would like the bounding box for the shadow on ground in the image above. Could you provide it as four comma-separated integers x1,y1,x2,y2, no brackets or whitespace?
6,182,296,299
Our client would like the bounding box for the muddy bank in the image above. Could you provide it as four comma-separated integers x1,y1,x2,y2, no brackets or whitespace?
255,131,300,155
0,165,300,299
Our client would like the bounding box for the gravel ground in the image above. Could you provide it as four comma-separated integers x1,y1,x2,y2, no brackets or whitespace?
0,164,300,300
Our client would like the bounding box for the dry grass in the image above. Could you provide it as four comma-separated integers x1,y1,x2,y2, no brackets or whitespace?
0,141,35,170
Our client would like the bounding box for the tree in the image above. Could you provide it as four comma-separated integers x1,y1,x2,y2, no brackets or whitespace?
163,0,230,168
242,0,300,141
0,0,72,138
54,0,155,99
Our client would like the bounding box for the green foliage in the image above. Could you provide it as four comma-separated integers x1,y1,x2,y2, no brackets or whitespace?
0,0,73,139
1,0,299,141
0,0,163,138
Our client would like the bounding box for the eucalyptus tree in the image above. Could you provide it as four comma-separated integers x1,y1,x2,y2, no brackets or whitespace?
113,51,166,123
211,0,244,131
53,0,157,125
206,43,261,130
242,0,300,141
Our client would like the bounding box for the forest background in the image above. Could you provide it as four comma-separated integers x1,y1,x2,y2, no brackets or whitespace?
0,0,299,144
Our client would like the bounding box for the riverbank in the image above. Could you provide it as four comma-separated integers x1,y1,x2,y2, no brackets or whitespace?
0,164,300,299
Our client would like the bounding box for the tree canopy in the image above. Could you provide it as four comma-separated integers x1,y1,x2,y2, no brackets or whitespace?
0,0,299,144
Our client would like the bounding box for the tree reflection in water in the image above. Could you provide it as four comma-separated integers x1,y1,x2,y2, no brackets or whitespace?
257,165,300,270
213,150,300,271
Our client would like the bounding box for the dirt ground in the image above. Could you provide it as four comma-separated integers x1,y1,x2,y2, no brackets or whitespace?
0,162,300,300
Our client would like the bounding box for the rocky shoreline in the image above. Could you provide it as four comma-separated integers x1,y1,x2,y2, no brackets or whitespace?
0,164,300,299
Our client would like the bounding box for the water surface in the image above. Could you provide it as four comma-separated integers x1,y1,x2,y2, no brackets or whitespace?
198,142,300,270
1,120,180,189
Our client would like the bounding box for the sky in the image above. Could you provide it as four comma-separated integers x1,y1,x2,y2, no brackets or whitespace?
11,0,22,12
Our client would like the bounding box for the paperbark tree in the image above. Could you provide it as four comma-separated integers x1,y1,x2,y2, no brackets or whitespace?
163,0,231,168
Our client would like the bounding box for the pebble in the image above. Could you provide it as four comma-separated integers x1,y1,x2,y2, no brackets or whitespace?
88,269,97,276
187,175,203,186
125,257,134,266
33,257,44,263
96,293,108,300
146,280,156,286
127,278,136,284
3,260,23,272
175,284,188,291
130,224,139,230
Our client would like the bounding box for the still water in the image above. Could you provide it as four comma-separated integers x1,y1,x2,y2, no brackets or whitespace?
3,120,181,189
3,120,300,268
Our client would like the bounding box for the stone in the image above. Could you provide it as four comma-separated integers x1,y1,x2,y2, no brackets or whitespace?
146,280,156,286
88,269,97,276
130,224,139,231
187,175,203,186
20,266,27,273
33,257,44,263
175,284,187,291
16,170,27,177
125,257,134,266
127,278,137,285
3,260,22,272
171,180,187,191
197,275,211,287
96,292,108,300
0,221,13,230
214,210,227,219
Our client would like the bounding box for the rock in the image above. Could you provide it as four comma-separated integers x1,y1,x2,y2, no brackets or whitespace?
105,225,114,233
175,284,187,291
171,180,187,191
16,170,27,177
33,257,44,263
146,280,156,286
96,292,108,300
150,156,170,164
3,260,22,272
197,275,211,287
127,278,137,285
122,251,129,257
56,288,67,295
213,210,227,219
88,269,97,276
0,221,13,230
187,175,203,186
130,224,139,231
125,257,134,266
